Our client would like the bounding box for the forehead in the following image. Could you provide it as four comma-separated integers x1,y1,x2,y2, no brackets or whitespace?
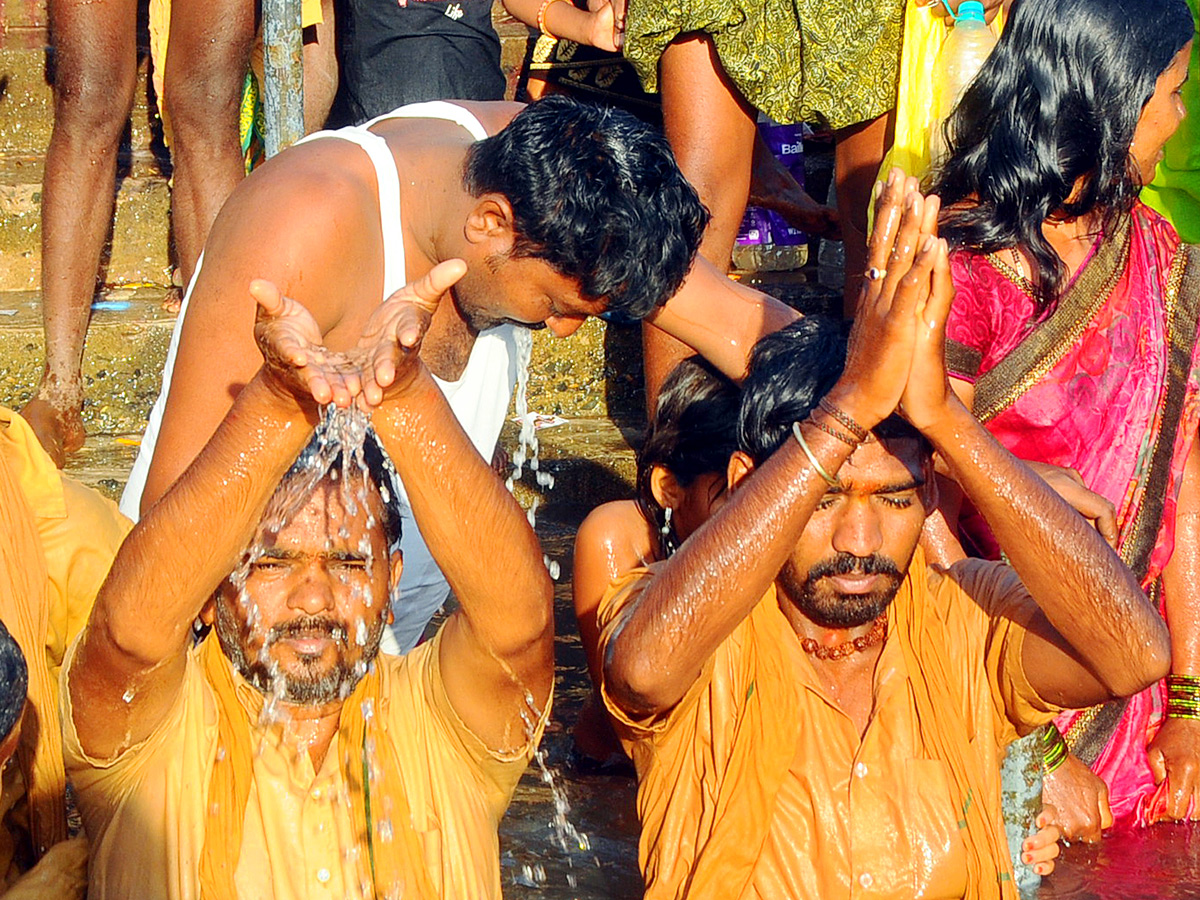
835,437,927,492
509,257,606,312
257,476,385,549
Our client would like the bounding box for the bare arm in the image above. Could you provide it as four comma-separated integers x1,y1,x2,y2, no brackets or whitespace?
606,176,940,717
501,0,619,51
905,266,1170,708
1148,434,1200,820
360,267,554,750
643,256,801,383
572,501,656,687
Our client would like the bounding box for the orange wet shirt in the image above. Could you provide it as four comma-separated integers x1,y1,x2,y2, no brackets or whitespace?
0,408,131,891
598,548,1064,900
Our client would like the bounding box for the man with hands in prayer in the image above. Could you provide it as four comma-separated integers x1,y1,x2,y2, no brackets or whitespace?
62,260,553,899
598,182,1171,899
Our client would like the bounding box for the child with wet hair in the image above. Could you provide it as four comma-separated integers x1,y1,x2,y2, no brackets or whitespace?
571,357,740,767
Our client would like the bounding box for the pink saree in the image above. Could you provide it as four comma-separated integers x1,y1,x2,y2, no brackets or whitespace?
946,202,1200,823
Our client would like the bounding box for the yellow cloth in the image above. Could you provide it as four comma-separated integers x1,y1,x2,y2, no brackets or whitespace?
598,547,1062,900
197,634,437,899
0,408,130,883
881,2,1006,183
62,629,544,900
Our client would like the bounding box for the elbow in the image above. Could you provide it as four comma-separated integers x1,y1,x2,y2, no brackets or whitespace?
604,643,674,720
1104,619,1172,698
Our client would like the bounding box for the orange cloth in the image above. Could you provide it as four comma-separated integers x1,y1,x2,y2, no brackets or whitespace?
598,547,1063,900
62,628,545,900
0,408,130,882
197,634,438,900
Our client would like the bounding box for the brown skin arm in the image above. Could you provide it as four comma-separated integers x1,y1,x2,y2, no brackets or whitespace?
362,265,554,750
643,255,800,384
138,140,387,516
573,501,656,686
606,176,942,717
67,284,351,759
1148,434,1200,820
904,257,1169,708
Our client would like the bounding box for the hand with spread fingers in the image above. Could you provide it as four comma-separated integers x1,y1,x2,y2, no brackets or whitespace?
824,168,943,432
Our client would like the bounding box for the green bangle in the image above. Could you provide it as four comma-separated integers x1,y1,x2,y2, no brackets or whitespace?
1165,675,1200,719
1041,724,1069,774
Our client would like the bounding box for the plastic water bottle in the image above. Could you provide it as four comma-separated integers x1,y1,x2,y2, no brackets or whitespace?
732,121,810,272
929,0,998,165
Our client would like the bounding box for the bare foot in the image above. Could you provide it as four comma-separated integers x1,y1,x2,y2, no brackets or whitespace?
20,394,85,468
161,285,183,314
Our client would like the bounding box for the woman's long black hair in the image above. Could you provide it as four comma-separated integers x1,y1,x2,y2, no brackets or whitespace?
932,0,1192,306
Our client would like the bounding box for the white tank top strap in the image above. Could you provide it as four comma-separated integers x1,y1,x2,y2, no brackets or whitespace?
294,126,407,297
362,100,491,143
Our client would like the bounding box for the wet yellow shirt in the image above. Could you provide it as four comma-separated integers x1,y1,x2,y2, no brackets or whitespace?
62,632,543,900
0,408,131,891
599,554,1063,900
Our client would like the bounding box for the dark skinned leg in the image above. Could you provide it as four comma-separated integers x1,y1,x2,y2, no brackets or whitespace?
162,0,255,288
26,0,139,465
302,0,338,133
643,33,757,411
833,110,894,318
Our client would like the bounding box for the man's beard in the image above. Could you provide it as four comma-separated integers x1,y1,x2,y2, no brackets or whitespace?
215,604,385,705
779,551,907,629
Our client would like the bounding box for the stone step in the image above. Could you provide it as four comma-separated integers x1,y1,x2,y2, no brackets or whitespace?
64,414,640,516
0,10,532,289
0,286,645,434
0,153,173,291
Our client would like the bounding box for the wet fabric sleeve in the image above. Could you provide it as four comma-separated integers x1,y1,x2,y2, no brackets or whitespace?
404,631,549,818
595,565,720,741
941,559,1066,744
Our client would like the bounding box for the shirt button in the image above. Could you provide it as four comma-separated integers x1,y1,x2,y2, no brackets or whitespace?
855,762,869,778
317,868,331,884
311,788,321,800
859,871,873,889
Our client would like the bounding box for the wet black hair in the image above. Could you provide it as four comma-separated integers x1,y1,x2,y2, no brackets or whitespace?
0,620,27,747
737,317,929,464
932,0,1193,307
463,95,710,320
281,425,404,551
636,356,741,547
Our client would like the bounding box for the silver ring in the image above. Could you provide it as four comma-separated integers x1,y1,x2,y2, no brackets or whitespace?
865,267,887,282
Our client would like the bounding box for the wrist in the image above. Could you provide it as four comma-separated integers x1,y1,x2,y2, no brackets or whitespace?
1166,673,1200,720
819,386,885,434
910,393,973,450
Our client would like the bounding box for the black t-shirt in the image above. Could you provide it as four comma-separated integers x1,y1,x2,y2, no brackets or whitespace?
332,0,505,126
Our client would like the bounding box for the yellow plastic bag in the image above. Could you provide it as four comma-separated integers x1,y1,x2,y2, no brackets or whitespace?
880,1,1006,184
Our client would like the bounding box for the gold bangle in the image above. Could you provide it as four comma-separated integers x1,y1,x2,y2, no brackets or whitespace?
792,421,842,488
536,0,565,38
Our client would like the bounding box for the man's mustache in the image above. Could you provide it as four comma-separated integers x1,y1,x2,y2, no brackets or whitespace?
807,552,902,582
267,616,348,645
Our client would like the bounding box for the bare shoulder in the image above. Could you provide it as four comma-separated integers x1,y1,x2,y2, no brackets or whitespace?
448,100,525,135
189,137,384,331
576,501,656,563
